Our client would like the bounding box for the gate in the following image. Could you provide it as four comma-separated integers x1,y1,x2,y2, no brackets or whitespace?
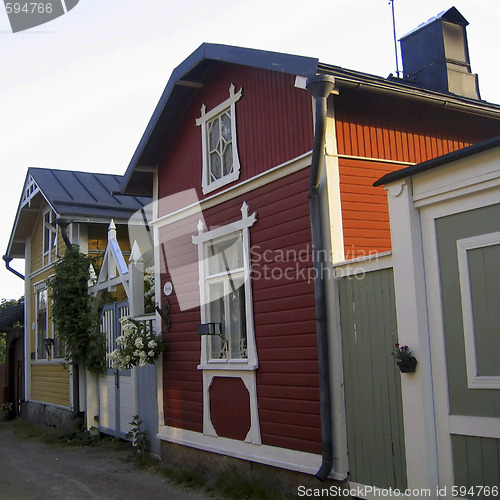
98,301,136,438
336,258,407,490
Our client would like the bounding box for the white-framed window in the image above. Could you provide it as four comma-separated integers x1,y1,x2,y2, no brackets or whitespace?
42,208,57,266
196,84,242,195
193,202,257,369
35,283,48,360
34,281,65,361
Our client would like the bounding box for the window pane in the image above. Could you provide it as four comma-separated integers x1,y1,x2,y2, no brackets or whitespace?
207,233,243,276
37,310,47,359
208,282,226,359
208,119,220,151
209,152,222,181
221,112,232,141
222,143,233,176
229,279,247,359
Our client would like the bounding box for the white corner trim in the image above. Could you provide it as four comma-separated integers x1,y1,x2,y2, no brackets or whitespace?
157,425,347,481
457,232,500,389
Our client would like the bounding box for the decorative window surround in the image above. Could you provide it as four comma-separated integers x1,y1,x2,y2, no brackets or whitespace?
457,231,500,389
196,84,242,194
192,202,260,442
192,202,257,370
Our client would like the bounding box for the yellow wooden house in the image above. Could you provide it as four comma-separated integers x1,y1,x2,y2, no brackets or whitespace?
4,167,150,429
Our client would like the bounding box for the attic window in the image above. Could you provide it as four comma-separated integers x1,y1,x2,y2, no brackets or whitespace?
42,208,57,266
196,84,242,194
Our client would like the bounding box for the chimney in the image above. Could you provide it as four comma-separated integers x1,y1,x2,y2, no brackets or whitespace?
400,7,480,99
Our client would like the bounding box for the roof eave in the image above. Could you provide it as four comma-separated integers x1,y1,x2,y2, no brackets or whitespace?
120,43,319,195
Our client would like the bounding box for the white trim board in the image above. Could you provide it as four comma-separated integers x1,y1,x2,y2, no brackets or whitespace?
157,425,347,481
457,232,500,389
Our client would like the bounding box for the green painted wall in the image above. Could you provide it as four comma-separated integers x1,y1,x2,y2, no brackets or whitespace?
338,268,406,490
452,435,500,490
436,203,500,418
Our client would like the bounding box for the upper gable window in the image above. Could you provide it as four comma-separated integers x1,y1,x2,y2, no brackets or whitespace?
42,208,57,266
196,84,242,195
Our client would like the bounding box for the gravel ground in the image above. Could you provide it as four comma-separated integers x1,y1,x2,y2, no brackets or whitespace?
0,426,214,500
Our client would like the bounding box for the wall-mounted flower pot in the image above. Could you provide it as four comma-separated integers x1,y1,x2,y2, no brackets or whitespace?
397,357,417,373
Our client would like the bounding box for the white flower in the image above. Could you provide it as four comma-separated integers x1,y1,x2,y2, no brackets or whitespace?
135,338,143,348
147,340,157,349
148,350,155,357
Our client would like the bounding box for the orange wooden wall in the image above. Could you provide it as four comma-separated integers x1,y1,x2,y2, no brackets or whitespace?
334,88,500,258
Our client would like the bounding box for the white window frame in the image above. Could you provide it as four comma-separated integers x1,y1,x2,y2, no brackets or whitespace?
34,280,65,361
196,84,242,195
192,202,257,371
457,231,500,389
42,207,57,266
34,282,48,360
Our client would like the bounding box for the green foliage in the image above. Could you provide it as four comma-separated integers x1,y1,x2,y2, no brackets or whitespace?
48,245,106,373
126,415,150,459
0,298,23,364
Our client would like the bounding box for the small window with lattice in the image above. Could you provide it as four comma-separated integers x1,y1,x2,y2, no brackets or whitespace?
196,84,242,194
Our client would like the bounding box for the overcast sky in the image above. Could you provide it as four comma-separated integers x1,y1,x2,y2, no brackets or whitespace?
1,0,499,301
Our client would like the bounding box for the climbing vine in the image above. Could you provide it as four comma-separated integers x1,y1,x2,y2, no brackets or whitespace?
48,245,106,374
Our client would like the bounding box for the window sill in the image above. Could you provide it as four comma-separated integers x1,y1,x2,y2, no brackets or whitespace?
197,362,258,371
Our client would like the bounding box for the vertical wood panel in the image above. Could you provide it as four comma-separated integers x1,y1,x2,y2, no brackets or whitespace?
339,268,406,490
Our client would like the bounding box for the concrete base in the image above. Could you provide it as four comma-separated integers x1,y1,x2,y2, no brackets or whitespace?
22,401,82,432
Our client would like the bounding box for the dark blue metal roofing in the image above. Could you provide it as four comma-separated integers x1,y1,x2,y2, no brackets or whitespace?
0,302,24,329
120,43,319,194
374,135,500,186
29,167,151,219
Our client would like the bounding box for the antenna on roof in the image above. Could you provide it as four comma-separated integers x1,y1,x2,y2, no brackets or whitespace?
389,0,401,77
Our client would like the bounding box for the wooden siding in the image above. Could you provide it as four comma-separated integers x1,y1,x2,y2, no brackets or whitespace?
160,167,321,454
339,158,393,258
436,204,500,419
31,363,70,407
335,88,500,258
451,435,500,489
157,63,313,202
338,267,406,490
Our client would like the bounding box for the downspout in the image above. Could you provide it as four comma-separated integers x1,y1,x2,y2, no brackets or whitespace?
306,74,337,482
2,256,25,280
56,218,73,250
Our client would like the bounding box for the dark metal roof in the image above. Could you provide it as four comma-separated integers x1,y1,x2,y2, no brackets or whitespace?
0,302,24,330
5,168,152,259
374,135,500,187
29,167,150,218
120,43,319,195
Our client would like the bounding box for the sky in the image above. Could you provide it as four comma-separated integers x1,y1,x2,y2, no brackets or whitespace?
1,0,499,301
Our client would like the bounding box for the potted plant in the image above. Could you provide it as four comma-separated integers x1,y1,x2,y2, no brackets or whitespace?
392,343,417,373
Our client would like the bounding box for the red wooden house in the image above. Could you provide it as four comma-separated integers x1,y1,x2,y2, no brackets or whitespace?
121,7,500,492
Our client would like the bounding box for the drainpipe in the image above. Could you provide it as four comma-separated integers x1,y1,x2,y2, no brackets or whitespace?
56,218,73,250
306,74,337,482
2,255,25,280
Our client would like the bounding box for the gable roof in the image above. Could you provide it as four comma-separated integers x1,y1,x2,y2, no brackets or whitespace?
120,42,500,197
120,43,319,195
374,135,500,186
5,167,151,259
